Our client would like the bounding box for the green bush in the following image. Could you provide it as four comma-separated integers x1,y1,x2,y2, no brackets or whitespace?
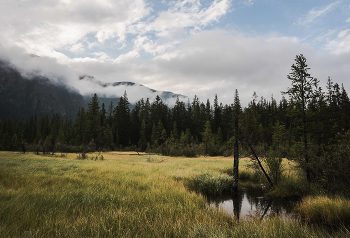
269,177,309,199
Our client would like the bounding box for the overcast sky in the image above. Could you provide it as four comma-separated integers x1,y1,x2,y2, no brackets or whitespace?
1,0,350,106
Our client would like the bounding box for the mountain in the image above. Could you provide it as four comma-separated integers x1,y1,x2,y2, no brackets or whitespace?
0,60,86,121
79,75,187,107
0,59,188,121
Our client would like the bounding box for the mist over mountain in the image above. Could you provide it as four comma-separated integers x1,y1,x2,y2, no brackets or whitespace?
79,75,188,107
0,58,188,121
0,59,86,121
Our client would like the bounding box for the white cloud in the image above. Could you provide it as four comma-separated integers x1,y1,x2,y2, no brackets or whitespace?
147,0,231,32
0,0,232,69
325,29,350,54
2,29,350,107
2,0,350,108
243,0,256,6
296,1,339,25
113,50,140,63
93,52,113,62
0,0,151,58
0,45,79,86
70,43,85,54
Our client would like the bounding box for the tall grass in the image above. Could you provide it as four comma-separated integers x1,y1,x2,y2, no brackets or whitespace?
187,173,233,196
296,196,350,227
0,152,349,237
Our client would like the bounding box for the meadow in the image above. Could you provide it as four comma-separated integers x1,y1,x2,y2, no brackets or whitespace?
0,151,349,237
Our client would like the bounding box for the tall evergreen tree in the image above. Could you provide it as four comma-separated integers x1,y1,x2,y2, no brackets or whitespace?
202,121,213,156
232,89,241,195
113,91,131,147
213,94,222,134
282,54,319,182
87,93,101,145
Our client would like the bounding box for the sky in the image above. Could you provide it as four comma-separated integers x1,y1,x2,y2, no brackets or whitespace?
1,0,350,106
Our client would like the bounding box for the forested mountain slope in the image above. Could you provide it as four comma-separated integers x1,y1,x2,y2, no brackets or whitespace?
0,60,86,121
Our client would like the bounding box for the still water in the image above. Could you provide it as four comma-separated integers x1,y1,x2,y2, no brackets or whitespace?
207,186,299,220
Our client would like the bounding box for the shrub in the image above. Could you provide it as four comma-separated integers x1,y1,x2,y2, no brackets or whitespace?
269,176,309,199
265,150,283,185
77,152,88,160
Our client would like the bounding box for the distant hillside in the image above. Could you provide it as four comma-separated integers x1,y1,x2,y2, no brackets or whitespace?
0,60,86,121
0,60,188,121
79,75,187,107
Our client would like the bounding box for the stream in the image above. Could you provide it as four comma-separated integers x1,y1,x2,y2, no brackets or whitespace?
207,186,299,220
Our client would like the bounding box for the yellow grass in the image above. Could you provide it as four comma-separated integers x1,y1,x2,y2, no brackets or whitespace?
0,151,348,237
296,196,350,226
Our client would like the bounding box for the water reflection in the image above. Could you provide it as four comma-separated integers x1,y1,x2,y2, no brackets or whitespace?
207,186,298,220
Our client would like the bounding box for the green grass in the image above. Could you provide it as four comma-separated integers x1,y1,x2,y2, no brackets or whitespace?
0,151,349,237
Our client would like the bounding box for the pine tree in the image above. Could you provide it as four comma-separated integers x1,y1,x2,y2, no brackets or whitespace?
213,94,222,134
232,89,241,195
138,119,147,151
113,91,131,147
282,54,319,182
202,121,212,156
87,93,101,146
192,95,202,139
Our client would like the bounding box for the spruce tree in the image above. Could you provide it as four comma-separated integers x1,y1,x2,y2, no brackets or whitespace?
232,89,241,195
213,94,222,134
202,121,212,156
282,54,319,182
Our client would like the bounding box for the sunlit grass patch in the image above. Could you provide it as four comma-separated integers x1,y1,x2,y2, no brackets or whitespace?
1,151,349,237
0,151,235,237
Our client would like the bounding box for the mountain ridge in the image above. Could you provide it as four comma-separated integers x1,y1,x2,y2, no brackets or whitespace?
0,61,188,121
79,75,187,106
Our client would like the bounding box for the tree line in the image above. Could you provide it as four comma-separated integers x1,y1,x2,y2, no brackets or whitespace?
1,54,350,195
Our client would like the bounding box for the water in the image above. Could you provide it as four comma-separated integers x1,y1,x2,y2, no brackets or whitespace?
207,186,299,220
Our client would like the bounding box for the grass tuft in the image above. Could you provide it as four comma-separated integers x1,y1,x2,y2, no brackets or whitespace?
187,173,233,196
296,196,350,227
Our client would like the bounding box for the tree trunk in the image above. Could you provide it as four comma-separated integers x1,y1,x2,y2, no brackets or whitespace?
245,137,274,188
232,117,239,196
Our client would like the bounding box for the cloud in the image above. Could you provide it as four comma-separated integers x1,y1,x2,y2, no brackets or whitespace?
0,0,151,58
2,29,350,108
296,1,339,26
70,43,85,54
243,0,256,6
325,29,350,54
146,0,231,32
0,45,79,87
2,0,350,108
0,0,233,71
114,50,140,63
137,31,310,105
